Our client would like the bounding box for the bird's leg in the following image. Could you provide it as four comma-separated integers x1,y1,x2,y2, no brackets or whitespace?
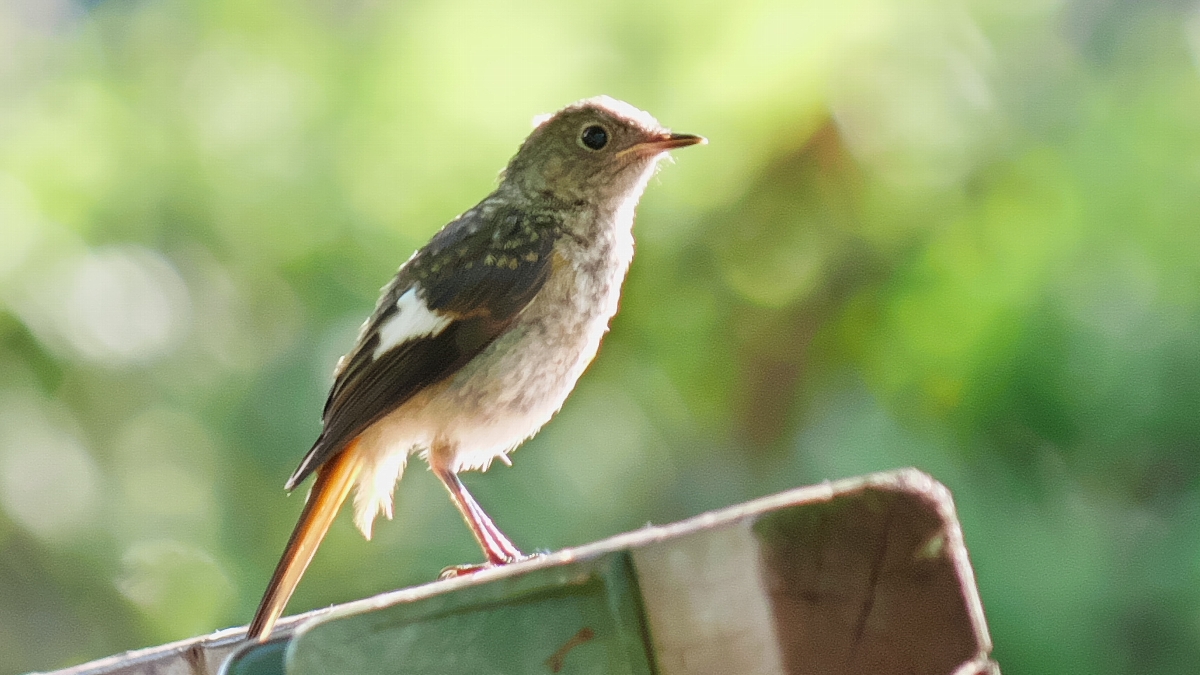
432,465,524,574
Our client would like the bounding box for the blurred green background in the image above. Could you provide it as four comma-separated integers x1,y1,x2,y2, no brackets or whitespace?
1,0,1198,672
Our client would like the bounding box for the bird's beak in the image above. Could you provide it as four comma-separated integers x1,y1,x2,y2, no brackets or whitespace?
619,132,707,157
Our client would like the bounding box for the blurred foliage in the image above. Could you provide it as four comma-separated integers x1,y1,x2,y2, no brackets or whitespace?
1,0,1199,673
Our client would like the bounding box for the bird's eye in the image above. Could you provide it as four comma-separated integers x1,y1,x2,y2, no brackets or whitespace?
579,124,609,151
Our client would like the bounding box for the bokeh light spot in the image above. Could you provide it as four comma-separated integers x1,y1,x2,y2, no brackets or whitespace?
115,539,234,640
0,174,43,283
831,12,997,188
12,246,193,366
50,246,191,366
0,393,99,541
112,408,218,537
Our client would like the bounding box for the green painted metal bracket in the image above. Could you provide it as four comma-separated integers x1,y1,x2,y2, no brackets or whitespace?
285,553,652,675
37,469,1000,675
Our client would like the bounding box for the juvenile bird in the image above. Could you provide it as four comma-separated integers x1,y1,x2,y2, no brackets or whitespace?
247,96,704,641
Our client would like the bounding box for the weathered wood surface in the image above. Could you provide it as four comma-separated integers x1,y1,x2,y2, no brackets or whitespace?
33,468,999,675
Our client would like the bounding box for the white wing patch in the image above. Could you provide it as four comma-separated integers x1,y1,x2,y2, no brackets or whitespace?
373,287,452,359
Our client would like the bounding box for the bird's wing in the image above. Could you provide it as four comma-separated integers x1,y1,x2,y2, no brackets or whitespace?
285,205,560,490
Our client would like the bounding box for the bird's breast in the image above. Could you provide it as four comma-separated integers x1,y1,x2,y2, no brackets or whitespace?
429,212,635,469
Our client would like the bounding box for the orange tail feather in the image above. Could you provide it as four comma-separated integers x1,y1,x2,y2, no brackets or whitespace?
247,439,364,642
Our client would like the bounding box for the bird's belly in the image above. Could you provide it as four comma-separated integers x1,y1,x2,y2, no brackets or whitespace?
436,308,612,468
358,228,631,481
349,220,632,532
344,312,592,525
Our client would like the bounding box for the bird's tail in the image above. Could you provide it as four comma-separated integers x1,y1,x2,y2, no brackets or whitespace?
247,439,364,642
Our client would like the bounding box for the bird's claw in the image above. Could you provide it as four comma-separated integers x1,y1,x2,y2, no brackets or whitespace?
437,552,544,580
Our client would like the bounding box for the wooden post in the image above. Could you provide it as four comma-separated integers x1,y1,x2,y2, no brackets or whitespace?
36,469,998,675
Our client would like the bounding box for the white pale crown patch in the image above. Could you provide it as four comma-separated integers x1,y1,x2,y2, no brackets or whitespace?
372,287,453,359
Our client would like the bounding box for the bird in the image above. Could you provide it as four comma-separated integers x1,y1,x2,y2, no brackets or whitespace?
246,96,704,642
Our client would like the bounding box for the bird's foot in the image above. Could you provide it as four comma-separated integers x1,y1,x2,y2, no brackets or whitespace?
437,562,494,579
437,552,544,580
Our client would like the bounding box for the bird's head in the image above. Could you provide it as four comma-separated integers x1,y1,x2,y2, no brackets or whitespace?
502,96,704,207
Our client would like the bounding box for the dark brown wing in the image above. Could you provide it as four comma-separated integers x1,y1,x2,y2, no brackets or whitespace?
285,204,560,489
